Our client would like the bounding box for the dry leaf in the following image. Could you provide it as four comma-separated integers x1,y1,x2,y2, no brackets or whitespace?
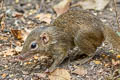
0,35,8,40
2,48,15,57
72,66,87,76
1,73,7,78
34,73,47,78
33,55,39,60
116,55,120,59
13,12,23,18
53,0,71,16
48,68,71,80
29,10,37,15
11,29,29,41
112,59,120,66
15,0,19,3
1,21,5,31
15,41,22,46
9,74,14,78
4,65,8,68
24,62,32,65
104,63,110,67
35,13,52,24
11,29,23,40
71,0,110,11
0,13,5,31
93,60,101,64
15,46,22,52
22,28,32,41
22,71,29,75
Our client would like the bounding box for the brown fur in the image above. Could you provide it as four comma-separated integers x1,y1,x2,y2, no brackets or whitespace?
19,10,120,72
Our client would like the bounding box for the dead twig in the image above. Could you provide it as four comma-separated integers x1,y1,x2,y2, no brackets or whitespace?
113,0,120,31
37,0,44,13
0,0,4,9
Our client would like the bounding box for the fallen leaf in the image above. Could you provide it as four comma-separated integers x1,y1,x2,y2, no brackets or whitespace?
104,63,110,67
34,73,47,78
0,35,8,40
93,60,101,64
33,55,39,60
39,55,50,60
35,13,52,24
48,68,71,80
29,10,37,15
15,41,22,46
0,13,5,31
109,49,115,53
11,29,23,40
22,28,32,41
24,62,32,66
4,65,8,68
15,0,19,3
12,12,23,18
9,74,14,78
53,0,71,16
22,71,29,75
14,78,19,80
1,73,7,78
112,59,120,66
15,46,22,52
1,48,15,57
72,66,87,76
11,28,29,41
71,0,110,11
1,21,5,31
116,55,120,59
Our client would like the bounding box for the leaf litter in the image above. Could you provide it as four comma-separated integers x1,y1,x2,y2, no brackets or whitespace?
0,0,120,80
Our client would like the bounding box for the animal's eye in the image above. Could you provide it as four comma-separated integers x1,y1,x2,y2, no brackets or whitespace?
31,43,37,48
30,41,38,50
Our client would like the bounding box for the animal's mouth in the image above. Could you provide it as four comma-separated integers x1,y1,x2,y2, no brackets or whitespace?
18,52,36,61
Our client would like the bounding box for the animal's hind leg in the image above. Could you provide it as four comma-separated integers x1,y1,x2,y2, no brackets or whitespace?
72,30,101,65
70,52,96,65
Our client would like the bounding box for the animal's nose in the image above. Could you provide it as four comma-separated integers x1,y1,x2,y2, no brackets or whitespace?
18,55,25,60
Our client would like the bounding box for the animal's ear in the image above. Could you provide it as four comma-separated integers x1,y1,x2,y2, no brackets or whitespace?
40,32,49,44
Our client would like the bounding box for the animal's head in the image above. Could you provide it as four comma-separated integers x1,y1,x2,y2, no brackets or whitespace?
18,25,70,60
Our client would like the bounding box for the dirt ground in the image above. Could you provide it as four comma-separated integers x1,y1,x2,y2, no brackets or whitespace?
0,0,120,80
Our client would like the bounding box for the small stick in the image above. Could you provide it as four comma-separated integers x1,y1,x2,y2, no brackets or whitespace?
113,0,120,31
0,0,4,9
37,0,44,13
